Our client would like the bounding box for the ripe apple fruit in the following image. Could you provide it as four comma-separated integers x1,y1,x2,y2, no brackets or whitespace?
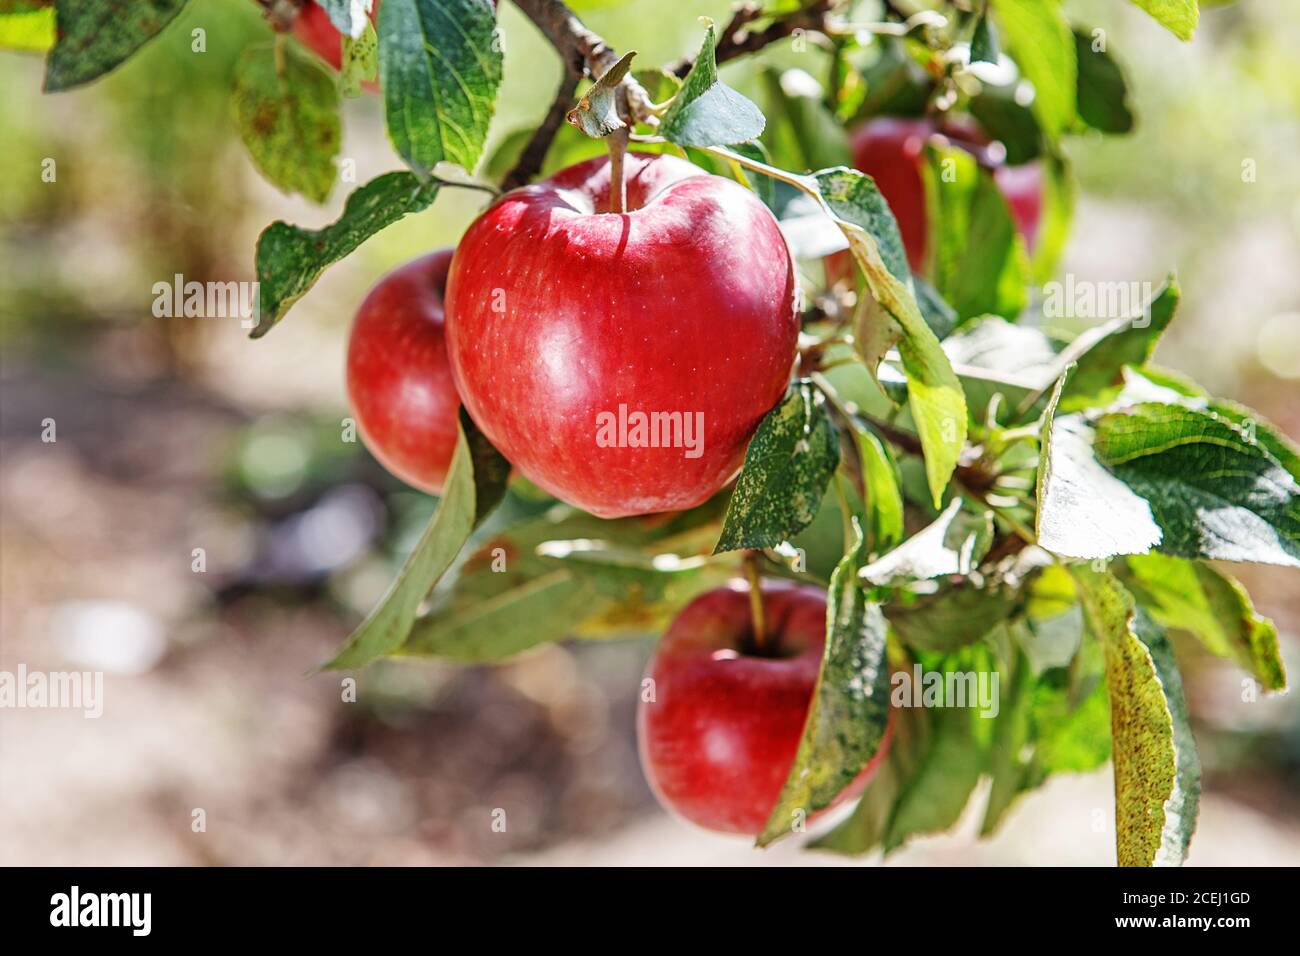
637,581,893,836
293,0,379,75
849,116,932,272
347,249,461,495
444,152,799,519
827,115,1045,284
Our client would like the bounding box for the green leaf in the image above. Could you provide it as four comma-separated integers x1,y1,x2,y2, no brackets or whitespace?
1129,0,1198,41
1071,569,1187,867
810,703,926,856
566,50,635,139
1120,553,1286,691
252,171,440,336
991,0,1077,139
923,145,1028,321
815,166,968,506
318,0,373,38
340,20,378,98
233,42,342,205
1056,278,1179,409
853,423,904,553
1117,366,1300,484
325,412,509,669
404,570,600,662
980,647,1033,834
888,582,1017,654
1040,399,1300,566
1074,29,1133,134
882,682,986,850
969,84,1043,165
378,0,502,178
1096,404,1300,565
1133,608,1200,865
860,499,994,586
757,520,892,846
970,12,999,64
0,2,54,52
43,0,188,91
715,382,839,553
660,21,766,148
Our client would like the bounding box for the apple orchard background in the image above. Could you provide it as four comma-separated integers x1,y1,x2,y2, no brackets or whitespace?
2,0,1299,866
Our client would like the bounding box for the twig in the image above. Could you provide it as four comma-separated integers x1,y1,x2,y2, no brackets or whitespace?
506,0,653,187
501,73,579,191
667,0,836,78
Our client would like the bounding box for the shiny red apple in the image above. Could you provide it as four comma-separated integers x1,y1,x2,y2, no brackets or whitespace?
347,249,461,495
444,152,799,519
637,581,893,836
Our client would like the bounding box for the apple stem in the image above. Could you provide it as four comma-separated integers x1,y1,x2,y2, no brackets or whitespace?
743,550,768,653
607,127,630,214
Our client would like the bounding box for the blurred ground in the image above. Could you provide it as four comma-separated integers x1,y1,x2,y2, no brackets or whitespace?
2,0,1300,866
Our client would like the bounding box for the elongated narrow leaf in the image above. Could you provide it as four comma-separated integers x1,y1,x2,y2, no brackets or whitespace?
882,680,986,850
44,0,189,91
404,570,599,662
1134,608,1201,866
233,43,341,204
660,22,765,148
252,171,440,336
810,701,926,856
814,167,968,505
715,382,839,552
378,0,502,177
1129,0,1198,41
991,0,1077,138
1121,553,1286,691
853,423,904,553
325,412,508,669
923,145,1028,321
319,0,373,38
1072,569,1184,867
757,520,892,846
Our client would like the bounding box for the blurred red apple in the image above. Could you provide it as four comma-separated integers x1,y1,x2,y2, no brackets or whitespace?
347,249,461,495
293,0,379,76
827,115,1045,284
637,581,893,836
444,152,799,518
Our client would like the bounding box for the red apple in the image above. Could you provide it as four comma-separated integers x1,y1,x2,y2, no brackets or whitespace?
992,161,1044,249
849,116,932,272
444,152,799,519
827,115,1045,285
293,0,379,74
347,249,461,495
637,581,893,836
